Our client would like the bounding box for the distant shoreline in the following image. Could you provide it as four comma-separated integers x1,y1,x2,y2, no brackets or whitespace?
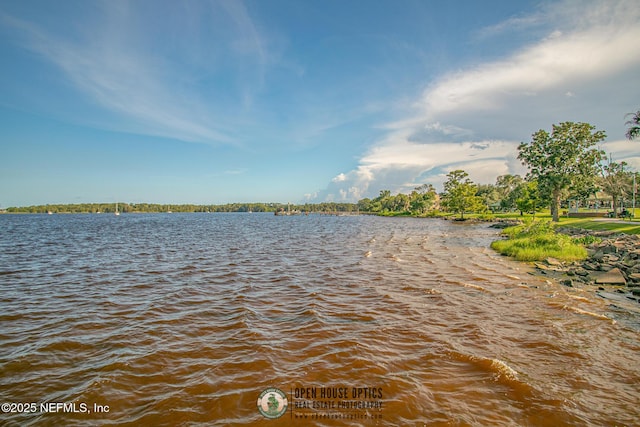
0,201,359,215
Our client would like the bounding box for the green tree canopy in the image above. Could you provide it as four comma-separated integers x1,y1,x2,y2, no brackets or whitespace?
409,184,438,214
476,183,500,210
515,180,543,218
441,170,484,219
517,122,606,222
598,158,633,216
496,174,525,211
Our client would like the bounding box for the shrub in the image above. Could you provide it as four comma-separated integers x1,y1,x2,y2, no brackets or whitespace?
491,220,587,262
572,235,601,245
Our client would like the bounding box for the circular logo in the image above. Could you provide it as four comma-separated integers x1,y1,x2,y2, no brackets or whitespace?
257,387,288,419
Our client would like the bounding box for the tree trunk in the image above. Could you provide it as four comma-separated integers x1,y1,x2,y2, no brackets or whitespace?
551,189,561,222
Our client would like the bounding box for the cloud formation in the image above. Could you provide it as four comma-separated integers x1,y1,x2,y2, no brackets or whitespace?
1,2,271,146
315,0,640,202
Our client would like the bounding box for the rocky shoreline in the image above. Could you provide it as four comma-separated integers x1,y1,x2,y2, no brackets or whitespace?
533,227,640,308
485,219,640,313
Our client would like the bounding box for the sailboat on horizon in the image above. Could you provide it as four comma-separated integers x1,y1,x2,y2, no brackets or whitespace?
115,202,120,216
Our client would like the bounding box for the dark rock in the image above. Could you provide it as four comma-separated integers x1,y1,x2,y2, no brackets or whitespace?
598,263,614,272
535,262,563,272
576,276,592,284
593,268,627,285
489,220,522,229
613,240,628,250
593,230,619,237
575,268,589,277
583,262,599,271
534,230,640,291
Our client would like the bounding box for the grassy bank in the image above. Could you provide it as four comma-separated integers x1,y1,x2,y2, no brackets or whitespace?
490,220,588,262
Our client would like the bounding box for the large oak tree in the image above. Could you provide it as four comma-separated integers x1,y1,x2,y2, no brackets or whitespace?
518,122,606,222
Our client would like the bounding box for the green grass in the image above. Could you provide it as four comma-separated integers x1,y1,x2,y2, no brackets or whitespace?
557,217,640,234
490,220,588,262
377,211,414,217
467,209,640,235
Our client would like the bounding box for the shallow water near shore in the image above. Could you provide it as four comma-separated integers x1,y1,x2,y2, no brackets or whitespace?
1,213,639,426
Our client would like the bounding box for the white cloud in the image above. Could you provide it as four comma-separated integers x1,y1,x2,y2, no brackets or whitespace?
317,136,522,201
475,13,543,40
423,122,473,139
0,2,273,146
421,23,640,118
332,173,347,183
601,140,640,171
312,0,640,202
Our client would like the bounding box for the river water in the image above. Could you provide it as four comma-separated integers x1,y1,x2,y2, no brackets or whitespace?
0,213,638,426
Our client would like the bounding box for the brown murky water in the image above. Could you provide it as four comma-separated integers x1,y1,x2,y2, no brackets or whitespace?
1,213,639,426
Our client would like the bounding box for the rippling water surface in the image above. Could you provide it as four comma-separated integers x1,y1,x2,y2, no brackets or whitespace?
1,213,639,426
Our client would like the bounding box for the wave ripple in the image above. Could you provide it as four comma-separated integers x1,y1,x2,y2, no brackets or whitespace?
0,213,639,426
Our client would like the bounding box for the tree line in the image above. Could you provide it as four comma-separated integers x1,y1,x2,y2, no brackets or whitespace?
3,201,359,214
358,119,639,221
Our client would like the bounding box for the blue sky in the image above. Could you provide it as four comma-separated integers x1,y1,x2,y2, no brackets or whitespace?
1,0,639,207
